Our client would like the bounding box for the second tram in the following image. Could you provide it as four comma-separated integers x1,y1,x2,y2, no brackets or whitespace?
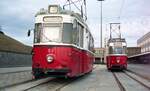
106,38,127,70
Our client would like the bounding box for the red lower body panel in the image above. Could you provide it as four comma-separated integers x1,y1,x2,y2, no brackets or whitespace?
106,55,127,70
32,45,94,78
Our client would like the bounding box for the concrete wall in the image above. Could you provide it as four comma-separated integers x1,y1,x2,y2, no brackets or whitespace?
127,47,141,56
0,51,32,68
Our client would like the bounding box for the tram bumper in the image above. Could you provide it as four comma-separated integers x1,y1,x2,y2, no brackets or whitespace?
111,64,126,70
32,68,70,77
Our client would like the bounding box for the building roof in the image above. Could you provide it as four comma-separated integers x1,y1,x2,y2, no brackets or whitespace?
137,31,150,44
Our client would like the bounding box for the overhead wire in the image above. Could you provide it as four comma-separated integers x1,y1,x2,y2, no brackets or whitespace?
69,0,82,12
63,0,82,9
63,0,87,21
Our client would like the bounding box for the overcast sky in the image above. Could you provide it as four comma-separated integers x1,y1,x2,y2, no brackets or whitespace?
0,0,150,47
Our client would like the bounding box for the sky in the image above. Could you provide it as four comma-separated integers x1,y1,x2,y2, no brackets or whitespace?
0,0,150,47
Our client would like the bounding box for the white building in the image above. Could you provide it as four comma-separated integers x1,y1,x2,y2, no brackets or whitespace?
137,32,150,53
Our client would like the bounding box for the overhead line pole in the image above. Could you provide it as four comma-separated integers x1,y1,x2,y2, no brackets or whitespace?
97,0,104,64
97,0,104,48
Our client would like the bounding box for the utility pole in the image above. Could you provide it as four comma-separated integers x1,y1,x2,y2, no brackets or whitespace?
97,0,104,64
97,0,104,48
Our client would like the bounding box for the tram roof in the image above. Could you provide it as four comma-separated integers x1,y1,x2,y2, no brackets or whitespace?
35,5,85,25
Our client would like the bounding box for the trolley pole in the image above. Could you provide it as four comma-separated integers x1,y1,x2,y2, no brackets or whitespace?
97,0,104,64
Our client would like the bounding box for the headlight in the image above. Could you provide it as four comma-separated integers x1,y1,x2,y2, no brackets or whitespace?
48,5,60,14
47,55,53,63
117,60,120,63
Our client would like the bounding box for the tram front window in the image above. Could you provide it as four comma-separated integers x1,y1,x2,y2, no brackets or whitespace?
109,46,126,54
34,23,61,43
114,47,123,54
41,26,60,42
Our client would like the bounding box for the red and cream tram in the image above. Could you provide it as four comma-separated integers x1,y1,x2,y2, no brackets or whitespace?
31,5,94,78
106,38,127,70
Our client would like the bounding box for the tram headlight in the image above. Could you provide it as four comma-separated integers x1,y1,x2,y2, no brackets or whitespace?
46,55,53,63
117,60,120,63
48,5,59,14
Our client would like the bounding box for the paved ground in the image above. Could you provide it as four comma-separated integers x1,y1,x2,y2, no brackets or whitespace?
0,64,150,91
0,67,31,74
0,67,32,88
61,65,120,91
128,64,150,80
25,65,120,91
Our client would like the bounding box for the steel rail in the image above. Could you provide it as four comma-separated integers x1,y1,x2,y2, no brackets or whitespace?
1,77,53,91
112,72,126,91
124,71,150,90
1,65,96,91
126,69,150,81
25,65,97,91
0,79,34,90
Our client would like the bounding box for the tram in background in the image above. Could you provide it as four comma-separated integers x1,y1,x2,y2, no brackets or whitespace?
29,5,94,79
106,38,127,70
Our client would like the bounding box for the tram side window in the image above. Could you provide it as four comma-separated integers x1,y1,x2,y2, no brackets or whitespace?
72,21,84,47
87,32,90,50
72,22,79,46
62,23,73,43
123,46,127,54
109,46,113,54
88,34,94,51
34,23,42,43
78,23,84,47
89,35,91,51
91,38,94,52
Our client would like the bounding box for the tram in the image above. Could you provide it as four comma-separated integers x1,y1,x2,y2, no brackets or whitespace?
106,38,127,70
29,5,94,79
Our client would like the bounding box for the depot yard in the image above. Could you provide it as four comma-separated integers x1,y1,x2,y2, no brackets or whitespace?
0,64,150,91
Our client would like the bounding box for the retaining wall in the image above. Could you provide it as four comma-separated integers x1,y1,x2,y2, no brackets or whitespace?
0,51,32,68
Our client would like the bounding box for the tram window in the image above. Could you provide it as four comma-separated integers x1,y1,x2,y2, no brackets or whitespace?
88,34,92,50
114,47,123,54
34,23,42,43
41,26,60,42
72,22,79,45
91,38,94,52
109,46,113,54
123,46,127,54
62,23,73,43
87,32,90,50
78,23,84,47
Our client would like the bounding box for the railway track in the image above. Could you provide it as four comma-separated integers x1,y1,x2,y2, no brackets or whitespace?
112,72,126,91
0,77,53,91
0,76,74,91
112,71,150,91
1,65,97,91
124,71,150,90
26,66,98,91
24,78,74,91
126,69,150,81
